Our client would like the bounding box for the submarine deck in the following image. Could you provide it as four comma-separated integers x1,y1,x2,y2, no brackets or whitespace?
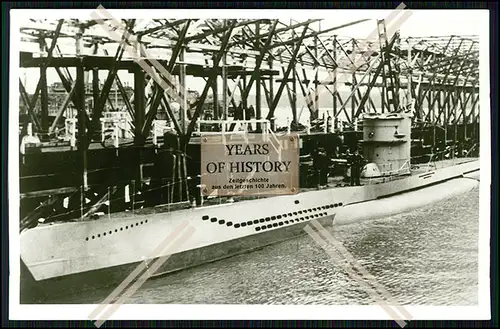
30,157,478,228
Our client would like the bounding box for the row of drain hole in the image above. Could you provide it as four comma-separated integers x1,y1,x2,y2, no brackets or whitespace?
255,211,329,231
202,202,343,229
85,220,148,241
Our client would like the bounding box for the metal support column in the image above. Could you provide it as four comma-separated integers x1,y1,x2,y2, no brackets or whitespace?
269,58,274,116
92,69,100,115
443,90,448,149
333,36,337,120
351,38,356,126
212,58,219,120
179,48,187,133
292,65,297,125
471,89,477,142
242,75,247,110
314,22,320,119
76,61,88,191
255,22,262,129
39,33,49,133
222,45,228,120
134,69,146,145
407,38,413,117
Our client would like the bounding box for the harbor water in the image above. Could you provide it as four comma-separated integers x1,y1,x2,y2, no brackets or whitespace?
58,186,479,306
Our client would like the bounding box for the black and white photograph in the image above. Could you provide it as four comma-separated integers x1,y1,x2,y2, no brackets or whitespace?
8,5,491,325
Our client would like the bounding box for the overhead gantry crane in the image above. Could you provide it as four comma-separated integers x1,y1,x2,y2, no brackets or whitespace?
17,17,480,227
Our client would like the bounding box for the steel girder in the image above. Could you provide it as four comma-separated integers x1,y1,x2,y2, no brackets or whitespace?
19,18,480,145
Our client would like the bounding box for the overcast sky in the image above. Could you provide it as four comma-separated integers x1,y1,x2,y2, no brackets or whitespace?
13,9,488,94
296,9,484,38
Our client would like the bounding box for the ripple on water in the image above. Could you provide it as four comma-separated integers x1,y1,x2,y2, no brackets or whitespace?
69,187,480,306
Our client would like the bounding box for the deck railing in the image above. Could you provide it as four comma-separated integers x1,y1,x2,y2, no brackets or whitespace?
365,160,412,185
364,143,479,186
193,119,273,136
151,120,175,146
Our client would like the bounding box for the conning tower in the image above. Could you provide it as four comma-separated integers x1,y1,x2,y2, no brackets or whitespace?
361,113,412,177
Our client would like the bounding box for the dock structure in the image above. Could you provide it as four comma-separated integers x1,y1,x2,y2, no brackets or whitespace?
17,17,480,228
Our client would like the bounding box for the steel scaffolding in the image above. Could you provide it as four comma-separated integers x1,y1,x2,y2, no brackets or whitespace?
19,18,479,147
17,17,480,227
